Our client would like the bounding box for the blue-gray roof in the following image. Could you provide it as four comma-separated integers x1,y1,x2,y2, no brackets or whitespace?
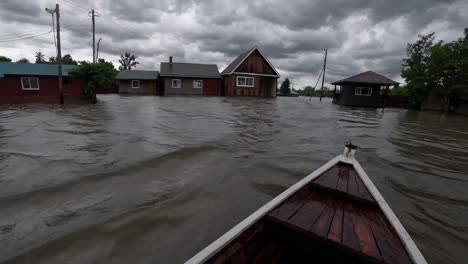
0,62,78,78
160,62,221,78
116,70,159,80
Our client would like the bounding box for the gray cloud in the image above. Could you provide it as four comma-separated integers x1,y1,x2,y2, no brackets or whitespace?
0,0,466,88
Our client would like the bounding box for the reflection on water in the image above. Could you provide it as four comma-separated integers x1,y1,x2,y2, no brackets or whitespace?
0,95,467,263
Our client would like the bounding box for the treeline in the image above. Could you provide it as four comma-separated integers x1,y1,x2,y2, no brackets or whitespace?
296,86,334,97
401,28,468,108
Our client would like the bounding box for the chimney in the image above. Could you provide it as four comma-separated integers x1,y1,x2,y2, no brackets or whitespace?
169,56,173,64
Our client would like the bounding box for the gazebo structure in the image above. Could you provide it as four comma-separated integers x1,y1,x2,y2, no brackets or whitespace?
331,71,399,108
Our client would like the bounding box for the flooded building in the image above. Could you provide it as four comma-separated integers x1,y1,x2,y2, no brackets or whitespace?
159,57,221,96
331,71,399,108
221,46,280,97
116,70,159,95
0,62,82,104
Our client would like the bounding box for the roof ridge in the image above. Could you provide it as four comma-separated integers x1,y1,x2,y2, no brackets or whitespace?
160,62,218,66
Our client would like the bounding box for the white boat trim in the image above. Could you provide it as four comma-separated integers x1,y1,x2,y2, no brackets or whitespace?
186,150,427,264
350,157,427,264
185,155,342,264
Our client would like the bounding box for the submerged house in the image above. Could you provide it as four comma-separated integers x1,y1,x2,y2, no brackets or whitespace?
331,71,399,107
116,70,159,95
0,62,82,104
221,46,280,97
159,57,221,96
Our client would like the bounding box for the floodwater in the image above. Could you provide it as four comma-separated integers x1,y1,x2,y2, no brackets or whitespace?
0,95,467,264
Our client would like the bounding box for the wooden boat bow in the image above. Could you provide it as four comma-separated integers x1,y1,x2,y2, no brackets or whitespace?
186,146,427,264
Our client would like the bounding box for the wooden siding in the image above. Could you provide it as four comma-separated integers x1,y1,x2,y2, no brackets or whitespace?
334,85,382,107
118,80,157,94
223,74,276,97
0,75,82,104
162,77,220,96
234,49,276,75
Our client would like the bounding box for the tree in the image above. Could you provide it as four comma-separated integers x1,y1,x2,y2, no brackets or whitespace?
16,58,30,63
298,86,315,96
48,54,78,65
0,56,12,62
118,52,139,70
69,61,117,103
279,78,291,95
402,29,468,109
35,52,46,63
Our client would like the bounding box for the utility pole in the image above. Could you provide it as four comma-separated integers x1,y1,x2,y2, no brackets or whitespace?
56,4,63,105
92,9,96,63
320,49,328,102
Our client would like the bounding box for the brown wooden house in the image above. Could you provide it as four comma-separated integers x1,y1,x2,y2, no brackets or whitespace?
116,70,159,95
221,46,280,97
331,71,399,107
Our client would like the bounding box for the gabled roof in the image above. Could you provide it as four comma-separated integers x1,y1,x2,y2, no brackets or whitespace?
116,70,159,80
331,71,399,85
221,46,280,77
159,62,221,78
0,62,77,78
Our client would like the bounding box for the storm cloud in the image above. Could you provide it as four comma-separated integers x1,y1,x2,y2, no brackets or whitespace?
0,0,466,88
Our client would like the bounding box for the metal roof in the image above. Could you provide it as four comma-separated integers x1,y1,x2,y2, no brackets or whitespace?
116,70,159,80
331,71,399,85
221,46,280,77
0,62,77,78
159,62,221,78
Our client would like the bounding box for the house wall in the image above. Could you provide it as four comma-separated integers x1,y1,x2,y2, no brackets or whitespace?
118,79,157,94
0,75,82,104
223,74,277,97
163,77,220,96
333,84,382,107
235,50,276,75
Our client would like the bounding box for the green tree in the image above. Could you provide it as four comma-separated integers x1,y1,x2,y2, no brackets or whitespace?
16,58,30,63
279,78,291,95
298,86,315,96
118,52,139,70
0,56,12,62
49,54,78,65
35,52,47,63
69,61,117,103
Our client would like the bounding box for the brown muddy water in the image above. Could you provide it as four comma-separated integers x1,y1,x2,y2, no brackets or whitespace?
0,95,467,264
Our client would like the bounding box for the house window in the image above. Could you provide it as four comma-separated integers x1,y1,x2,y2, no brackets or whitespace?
236,76,254,87
193,80,202,89
355,87,372,96
131,80,140,89
172,79,181,88
21,77,40,90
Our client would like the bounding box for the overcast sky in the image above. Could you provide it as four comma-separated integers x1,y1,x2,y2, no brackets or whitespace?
0,0,466,88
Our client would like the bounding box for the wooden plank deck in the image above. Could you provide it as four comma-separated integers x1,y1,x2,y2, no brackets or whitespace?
266,162,413,264
204,162,414,264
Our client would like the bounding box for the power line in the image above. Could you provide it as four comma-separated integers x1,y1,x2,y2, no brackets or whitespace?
58,0,90,14
0,31,52,42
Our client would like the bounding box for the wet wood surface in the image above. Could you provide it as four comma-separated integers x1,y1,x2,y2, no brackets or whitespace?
205,162,413,264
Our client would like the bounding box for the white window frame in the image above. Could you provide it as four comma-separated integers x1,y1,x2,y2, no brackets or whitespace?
236,76,254,87
21,77,40,90
172,79,181,88
355,86,372,96
131,80,140,89
193,80,203,89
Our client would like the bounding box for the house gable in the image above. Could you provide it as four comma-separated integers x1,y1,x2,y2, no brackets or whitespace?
222,47,280,77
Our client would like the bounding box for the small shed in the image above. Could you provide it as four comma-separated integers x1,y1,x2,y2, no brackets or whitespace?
0,62,82,104
116,70,159,95
331,71,399,107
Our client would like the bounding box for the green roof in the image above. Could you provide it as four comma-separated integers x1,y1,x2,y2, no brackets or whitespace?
0,62,78,78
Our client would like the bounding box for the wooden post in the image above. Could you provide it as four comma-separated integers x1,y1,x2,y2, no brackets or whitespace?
92,10,96,63
56,4,63,105
320,49,327,101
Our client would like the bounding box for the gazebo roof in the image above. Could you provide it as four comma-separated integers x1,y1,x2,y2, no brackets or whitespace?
331,71,399,86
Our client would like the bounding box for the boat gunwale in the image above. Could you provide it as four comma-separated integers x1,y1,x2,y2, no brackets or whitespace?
185,153,427,264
